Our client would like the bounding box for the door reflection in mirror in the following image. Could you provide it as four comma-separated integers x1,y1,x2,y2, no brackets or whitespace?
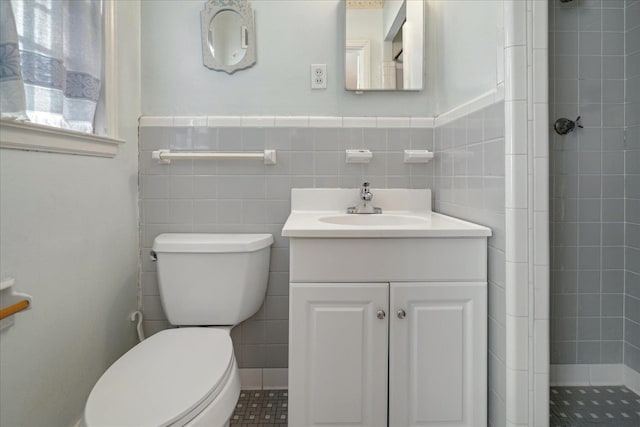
345,0,423,91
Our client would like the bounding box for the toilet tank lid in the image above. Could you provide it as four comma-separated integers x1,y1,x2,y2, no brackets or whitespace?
153,233,273,253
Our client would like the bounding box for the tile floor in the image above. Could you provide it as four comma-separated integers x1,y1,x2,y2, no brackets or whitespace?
550,386,640,426
230,386,640,426
230,389,288,426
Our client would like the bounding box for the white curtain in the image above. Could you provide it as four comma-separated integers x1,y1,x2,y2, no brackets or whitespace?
0,0,102,133
0,0,27,120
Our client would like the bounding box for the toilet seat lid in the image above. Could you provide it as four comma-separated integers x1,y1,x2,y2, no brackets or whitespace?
84,328,234,427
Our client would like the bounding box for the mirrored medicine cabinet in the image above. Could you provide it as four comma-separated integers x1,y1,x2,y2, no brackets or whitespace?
345,0,424,91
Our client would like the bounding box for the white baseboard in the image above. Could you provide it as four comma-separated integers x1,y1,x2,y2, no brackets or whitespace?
624,365,640,395
550,364,625,386
238,368,288,390
247,365,637,392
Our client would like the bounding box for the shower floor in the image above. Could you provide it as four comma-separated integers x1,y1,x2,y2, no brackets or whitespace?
550,386,640,426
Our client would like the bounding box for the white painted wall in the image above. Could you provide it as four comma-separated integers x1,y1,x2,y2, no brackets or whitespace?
426,0,502,114
383,0,404,40
0,2,141,425
141,0,433,116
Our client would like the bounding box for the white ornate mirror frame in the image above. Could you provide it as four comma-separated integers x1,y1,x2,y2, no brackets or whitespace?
200,0,256,74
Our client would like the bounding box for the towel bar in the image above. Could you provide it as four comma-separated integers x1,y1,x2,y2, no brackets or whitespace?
152,149,277,165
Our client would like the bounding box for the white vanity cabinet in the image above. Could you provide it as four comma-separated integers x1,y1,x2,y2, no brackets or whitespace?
289,283,389,427
289,281,487,427
282,188,491,427
389,282,487,426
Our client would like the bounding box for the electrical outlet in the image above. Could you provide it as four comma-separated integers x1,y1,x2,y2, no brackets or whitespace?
311,64,327,89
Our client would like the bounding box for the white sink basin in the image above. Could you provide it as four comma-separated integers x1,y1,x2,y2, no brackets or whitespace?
318,214,429,226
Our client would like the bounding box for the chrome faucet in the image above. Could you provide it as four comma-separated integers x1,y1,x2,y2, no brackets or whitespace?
347,182,382,214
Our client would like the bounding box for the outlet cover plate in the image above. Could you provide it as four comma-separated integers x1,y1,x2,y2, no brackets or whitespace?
311,64,327,89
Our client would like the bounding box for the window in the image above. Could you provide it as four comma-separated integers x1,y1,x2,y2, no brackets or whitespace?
0,0,122,157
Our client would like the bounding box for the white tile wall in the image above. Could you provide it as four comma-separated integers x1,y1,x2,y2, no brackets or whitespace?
433,101,508,427
502,0,551,425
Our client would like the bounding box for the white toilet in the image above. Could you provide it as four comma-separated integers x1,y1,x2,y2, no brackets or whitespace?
83,233,273,427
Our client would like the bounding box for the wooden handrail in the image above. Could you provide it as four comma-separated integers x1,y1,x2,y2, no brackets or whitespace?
0,299,30,320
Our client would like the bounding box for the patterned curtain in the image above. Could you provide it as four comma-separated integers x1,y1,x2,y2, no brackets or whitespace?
0,1,27,120
0,0,102,134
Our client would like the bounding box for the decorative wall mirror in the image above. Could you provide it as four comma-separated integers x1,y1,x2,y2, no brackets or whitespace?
201,0,256,74
345,0,424,91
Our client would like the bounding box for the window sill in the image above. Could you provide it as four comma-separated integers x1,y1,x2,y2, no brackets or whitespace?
0,119,125,158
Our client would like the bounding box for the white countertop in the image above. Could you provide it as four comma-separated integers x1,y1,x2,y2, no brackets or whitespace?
281,189,492,238
282,210,492,238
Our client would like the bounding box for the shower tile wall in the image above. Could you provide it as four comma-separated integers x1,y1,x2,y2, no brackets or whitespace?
432,102,506,427
549,0,627,365
138,123,433,368
625,0,640,374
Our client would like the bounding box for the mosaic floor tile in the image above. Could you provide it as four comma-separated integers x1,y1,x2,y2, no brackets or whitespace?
232,386,640,426
230,389,288,426
550,386,640,427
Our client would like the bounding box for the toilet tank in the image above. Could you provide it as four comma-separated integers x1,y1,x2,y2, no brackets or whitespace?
152,233,273,326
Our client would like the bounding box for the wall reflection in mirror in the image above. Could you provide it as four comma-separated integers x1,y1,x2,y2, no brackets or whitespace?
345,0,424,91
209,10,247,66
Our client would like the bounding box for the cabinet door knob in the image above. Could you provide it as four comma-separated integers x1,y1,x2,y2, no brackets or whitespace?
397,309,406,319
377,310,386,320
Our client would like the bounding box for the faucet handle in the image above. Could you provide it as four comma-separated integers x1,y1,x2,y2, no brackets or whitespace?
361,182,373,201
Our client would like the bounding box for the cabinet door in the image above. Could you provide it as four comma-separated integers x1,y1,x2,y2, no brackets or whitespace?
289,283,389,427
389,282,487,427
